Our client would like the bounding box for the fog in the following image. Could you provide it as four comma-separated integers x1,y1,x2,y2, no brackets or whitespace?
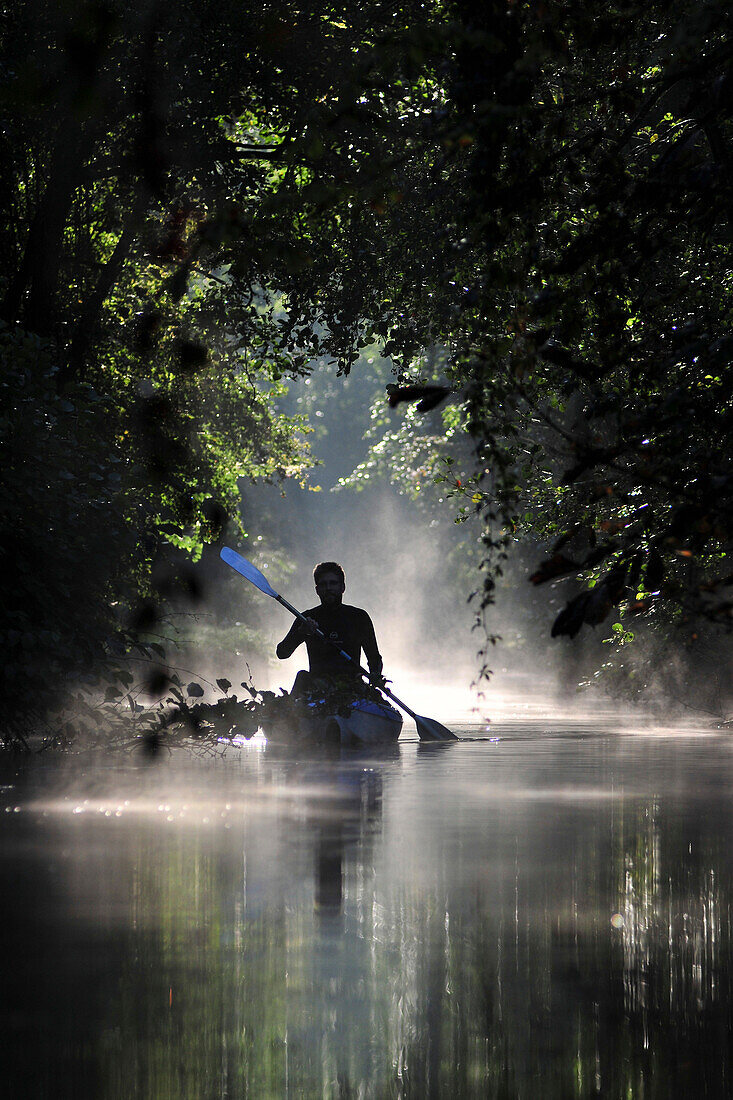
258,486,486,721
185,360,601,725
174,359,732,729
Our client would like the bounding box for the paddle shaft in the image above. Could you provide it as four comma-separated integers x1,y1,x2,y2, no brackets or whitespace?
275,594,423,722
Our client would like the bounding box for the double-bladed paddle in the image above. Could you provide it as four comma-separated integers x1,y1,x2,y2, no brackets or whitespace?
220,546,457,741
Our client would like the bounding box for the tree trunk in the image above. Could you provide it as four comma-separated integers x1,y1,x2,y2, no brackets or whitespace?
1,121,86,335
63,196,145,382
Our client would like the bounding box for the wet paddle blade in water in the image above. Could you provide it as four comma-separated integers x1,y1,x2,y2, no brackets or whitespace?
377,685,458,741
414,714,458,741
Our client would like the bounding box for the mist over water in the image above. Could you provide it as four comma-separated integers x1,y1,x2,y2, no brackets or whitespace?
198,362,567,720
219,476,607,725
177,360,733,729
264,486,478,715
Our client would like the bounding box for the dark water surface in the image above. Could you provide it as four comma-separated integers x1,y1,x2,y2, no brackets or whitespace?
1,721,731,1098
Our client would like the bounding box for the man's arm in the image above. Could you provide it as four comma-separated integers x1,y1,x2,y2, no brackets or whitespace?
359,611,384,682
276,620,305,660
276,612,321,659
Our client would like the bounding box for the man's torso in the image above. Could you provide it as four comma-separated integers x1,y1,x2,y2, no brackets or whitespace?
302,603,373,676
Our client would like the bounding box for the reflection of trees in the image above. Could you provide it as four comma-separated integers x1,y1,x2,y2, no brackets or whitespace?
610,798,730,1097
90,764,731,1098
384,798,732,1099
354,791,732,1098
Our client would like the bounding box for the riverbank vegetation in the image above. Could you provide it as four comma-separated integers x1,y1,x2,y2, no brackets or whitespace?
2,0,732,745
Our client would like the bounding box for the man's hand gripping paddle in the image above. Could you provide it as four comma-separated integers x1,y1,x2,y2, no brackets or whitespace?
220,546,457,742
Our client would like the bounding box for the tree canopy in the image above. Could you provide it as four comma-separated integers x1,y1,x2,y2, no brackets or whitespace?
269,0,733,688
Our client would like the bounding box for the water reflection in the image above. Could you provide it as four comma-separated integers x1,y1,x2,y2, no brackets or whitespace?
0,726,731,1097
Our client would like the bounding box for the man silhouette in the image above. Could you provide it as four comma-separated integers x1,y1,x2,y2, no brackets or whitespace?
276,561,384,694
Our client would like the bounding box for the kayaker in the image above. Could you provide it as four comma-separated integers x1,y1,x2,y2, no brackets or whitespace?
276,561,384,695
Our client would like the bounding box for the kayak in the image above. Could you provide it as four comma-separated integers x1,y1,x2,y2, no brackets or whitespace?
270,696,403,747
310,697,403,747
163,688,404,748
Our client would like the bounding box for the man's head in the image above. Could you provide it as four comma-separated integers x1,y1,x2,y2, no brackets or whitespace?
313,561,345,606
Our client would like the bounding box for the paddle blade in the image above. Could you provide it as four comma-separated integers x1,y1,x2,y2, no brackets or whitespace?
220,547,278,599
414,714,458,741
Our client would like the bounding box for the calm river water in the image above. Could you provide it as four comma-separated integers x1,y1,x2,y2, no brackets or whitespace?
1,720,731,1098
